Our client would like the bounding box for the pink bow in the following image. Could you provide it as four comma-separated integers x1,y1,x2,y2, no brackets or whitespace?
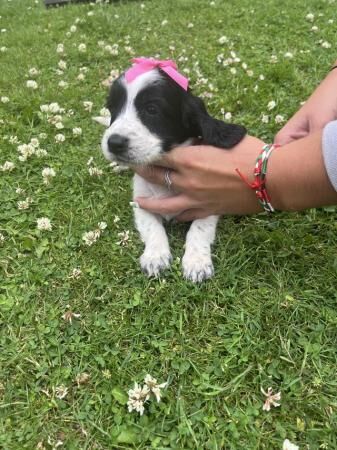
125,57,189,91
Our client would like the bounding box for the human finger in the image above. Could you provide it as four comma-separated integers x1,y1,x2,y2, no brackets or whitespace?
134,165,181,189
135,194,198,215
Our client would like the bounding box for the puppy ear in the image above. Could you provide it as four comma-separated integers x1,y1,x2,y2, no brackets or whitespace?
92,116,110,127
182,94,246,148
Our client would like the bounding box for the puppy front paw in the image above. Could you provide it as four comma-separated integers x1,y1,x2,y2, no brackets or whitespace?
182,253,214,283
140,249,172,277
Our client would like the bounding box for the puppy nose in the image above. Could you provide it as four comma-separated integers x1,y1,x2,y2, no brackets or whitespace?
107,134,129,154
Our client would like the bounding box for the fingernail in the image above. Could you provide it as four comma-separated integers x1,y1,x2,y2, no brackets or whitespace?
129,201,139,208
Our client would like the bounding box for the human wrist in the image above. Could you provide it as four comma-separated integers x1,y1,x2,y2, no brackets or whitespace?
266,131,337,211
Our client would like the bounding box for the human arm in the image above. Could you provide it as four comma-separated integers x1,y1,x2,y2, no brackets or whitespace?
274,60,337,145
134,128,337,220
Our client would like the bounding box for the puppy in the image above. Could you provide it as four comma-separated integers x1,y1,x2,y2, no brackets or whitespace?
98,60,246,282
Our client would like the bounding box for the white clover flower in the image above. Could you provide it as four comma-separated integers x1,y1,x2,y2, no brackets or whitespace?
30,138,40,148
73,127,82,136
218,35,228,44
187,22,194,28
242,62,248,70
48,114,63,125
275,114,285,123
113,215,120,223
230,67,237,75
311,25,319,32
224,112,232,120
270,55,278,63
77,73,85,81
42,167,56,184
267,100,276,110
78,43,87,52
35,148,48,157
18,197,33,210
0,161,15,171
88,167,103,177
87,11,94,17
100,107,110,117
49,102,61,114
127,382,150,416
55,385,68,399
261,386,281,411
9,135,19,144
29,67,40,76
0,233,5,245
284,52,294,58
259,74,265,81
1,96,9,103
321,41,331,49
283,439,299,450
56,43,64,54
55,134,65,143
26,80,38,89
98,222,107,230
117,230,130,246
37,217,52,231
83,101,93,112
0,46,7,53
261,114,269,123
40,104,49,113
246,69,254,77
16,187,25,195
306,12,315,22
17,143,35,161
144,374,167,403
55,122,64,130
70,25,77,33
58,60,67,70
58,80,68,89
82,230,100,246
69,268,82,279
161,19,168,26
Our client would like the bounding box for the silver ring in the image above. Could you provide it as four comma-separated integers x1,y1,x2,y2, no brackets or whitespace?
164,169,173,190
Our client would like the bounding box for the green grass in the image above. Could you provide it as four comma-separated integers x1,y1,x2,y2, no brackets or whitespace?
1,0,337,448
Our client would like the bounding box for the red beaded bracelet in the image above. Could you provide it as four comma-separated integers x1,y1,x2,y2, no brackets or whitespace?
236,144,280,213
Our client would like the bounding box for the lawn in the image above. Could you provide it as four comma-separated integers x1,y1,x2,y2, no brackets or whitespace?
1,0,337,448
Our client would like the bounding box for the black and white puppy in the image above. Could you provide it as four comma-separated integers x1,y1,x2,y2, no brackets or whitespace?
99,68,246,282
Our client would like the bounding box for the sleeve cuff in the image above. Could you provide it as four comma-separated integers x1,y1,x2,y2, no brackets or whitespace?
322,120,337,192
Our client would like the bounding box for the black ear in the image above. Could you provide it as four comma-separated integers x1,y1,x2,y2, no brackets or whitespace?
182,93,246,148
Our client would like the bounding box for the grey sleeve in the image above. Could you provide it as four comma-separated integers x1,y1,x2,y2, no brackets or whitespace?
322,120,337,191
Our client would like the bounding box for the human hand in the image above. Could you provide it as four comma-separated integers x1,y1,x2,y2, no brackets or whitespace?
275,64,337,145
134,135,266,221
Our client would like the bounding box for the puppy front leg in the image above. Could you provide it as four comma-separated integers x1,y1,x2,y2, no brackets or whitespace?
134,207,172,277
182,215,219,283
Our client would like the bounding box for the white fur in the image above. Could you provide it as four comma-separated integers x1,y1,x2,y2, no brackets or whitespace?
99,69,219,282
132,173,218,281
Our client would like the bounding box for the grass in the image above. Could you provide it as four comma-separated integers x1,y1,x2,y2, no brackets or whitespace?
1,0,337,448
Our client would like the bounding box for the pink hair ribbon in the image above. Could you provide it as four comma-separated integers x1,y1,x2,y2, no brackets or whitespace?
125,57,189,91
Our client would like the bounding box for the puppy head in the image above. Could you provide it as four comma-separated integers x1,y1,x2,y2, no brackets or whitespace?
101,68,246,165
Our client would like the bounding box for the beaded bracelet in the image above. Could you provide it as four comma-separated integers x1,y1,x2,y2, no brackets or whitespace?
236,143,280,213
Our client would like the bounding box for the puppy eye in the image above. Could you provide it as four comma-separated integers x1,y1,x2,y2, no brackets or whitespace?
144,104,158,115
